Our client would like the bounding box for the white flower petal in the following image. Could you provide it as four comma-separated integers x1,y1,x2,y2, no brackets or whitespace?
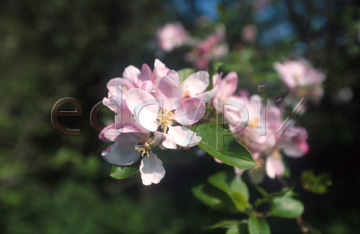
182,71,209,95
140,152,166,186
265,155,285,179
126,88,160,132
161,133,177,149
168,125,201,147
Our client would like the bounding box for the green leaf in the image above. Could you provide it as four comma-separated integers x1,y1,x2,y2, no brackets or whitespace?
209,220,244,229
267,197,304,218
110,165,138,179
177,68,195,83
193,123,255,169
208,172,249,201
248,216,270,234
192,183,238,213
301,170,332,195
226,225,240,234
229,191,249,212
254,187,293,208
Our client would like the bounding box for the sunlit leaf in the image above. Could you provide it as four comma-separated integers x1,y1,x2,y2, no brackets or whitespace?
193,124,255,170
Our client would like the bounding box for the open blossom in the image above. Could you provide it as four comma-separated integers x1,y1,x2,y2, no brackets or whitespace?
186,25,228,69
99,59,215,185
212,80,309,183
274,58,326,104
157,22,191,52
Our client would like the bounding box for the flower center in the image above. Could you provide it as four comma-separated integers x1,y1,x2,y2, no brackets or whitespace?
135,142,151,157
248,118,259,128
158,109,174,132
182,85,191,98
293,74,300,83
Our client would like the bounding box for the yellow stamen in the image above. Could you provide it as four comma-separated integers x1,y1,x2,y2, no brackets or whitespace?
157,109,174,132
135,142,151,157
293,74,300,83
182,84,191,98
248,118,260,128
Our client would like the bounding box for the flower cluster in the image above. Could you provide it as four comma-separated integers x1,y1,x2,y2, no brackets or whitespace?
156,23,228,69
99,57,323,186
185,25,228,69
274,58,326,105
210,72,309,183
99,59,215,185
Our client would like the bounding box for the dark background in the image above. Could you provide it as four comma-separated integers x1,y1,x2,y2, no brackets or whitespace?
0,0,360,233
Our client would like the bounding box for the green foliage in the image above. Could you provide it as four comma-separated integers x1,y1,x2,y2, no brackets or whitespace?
110,165,139,179
267,196,304,218
301,170,332,195
192,172,251,214
248,216,270,234
193,172,305,233
193,123,255,169
192,183,238,213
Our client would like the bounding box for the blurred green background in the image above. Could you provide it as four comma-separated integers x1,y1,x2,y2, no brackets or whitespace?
1,0,360,233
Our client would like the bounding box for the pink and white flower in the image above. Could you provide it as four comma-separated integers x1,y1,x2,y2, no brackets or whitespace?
99,59,212,185
186,25,228,69
101,132,165,185
274,58,326,104
157,22,191,52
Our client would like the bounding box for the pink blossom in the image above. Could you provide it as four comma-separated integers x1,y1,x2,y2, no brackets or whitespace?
217,92,308,181
99,59,210,185
279,127,309,158
125,85,204,148
157,22,191,52
274,58,326,104
101,132,165,185
185,25,228,69
242,24,257,42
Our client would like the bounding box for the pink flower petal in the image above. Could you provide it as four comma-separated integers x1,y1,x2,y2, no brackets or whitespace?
140,152,166,186
153,59,169,80
217,72,238,97
166,70,180,82
141,80,154,93
125,88,160,132
195,86,218,103
155,75,182,110
139,64,154,82
168,125,201,147
182,71,209,95
123,65,141,85
173,98,205,125
102,139,140,166
266,155,285,179
99,123,121,142
161,133,177,149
